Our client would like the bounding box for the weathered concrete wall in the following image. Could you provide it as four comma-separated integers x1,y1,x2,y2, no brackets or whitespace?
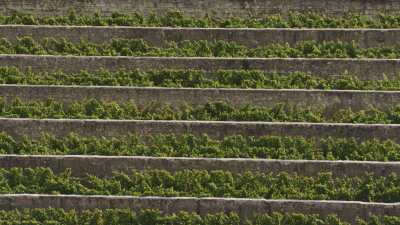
0,195,399,224
1,155,399,178
0,0,399,18
1,118,400,142
2,26,400,48
1,55,398,80
1,85,400,113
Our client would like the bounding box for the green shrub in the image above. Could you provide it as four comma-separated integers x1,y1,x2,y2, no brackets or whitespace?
2,37,400,58
3,11,400,28
1,98,400,124
0,132,399,161
0,208,355,225
1,67,400,90
1,167,400,202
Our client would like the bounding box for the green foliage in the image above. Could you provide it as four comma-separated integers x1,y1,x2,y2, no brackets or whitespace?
1,132,400,161
2,67,400,90
0,208,358,225
1,98,400,124
0,208,398,225
1,167,400,202
3,11,400,28
1,37,400,58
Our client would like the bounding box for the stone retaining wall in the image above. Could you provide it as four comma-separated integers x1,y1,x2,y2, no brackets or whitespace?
2,26,400,48
0,118,399,142
1,155,398,177
0,0,399,18
0,195,399,224
1,85,399,112
1,55,399,80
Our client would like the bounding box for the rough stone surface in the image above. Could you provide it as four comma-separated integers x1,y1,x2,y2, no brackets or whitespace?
1,118,400,142
0,155,399,178
0,0,399,18
3,26,400,48
0,0,398,222
1,55,399,80
1,195,400,224
1,85,399,113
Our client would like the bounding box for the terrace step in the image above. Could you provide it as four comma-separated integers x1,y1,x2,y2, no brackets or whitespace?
3,25,400,48
0,0,398,223
1,0,399,219
1,85,399,112
1,118,399,142
1,155,399,177
0,0,398,18
2,55,399,80
1,194,399,224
